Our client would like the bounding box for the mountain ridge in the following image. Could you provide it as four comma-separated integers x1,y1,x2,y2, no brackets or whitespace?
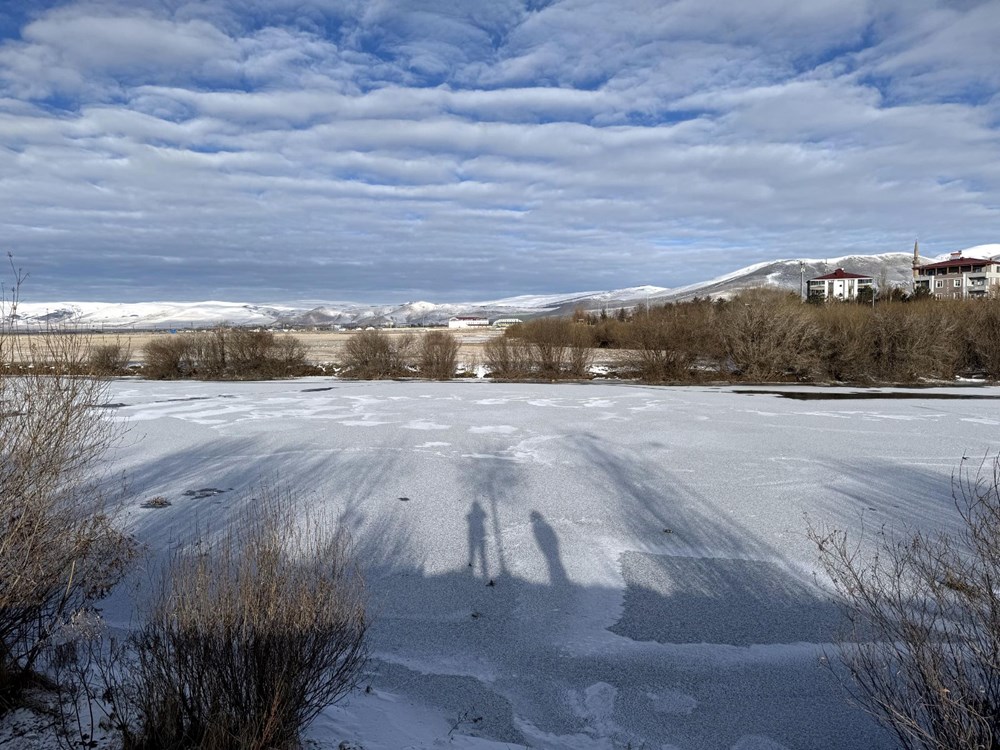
8,245,997,329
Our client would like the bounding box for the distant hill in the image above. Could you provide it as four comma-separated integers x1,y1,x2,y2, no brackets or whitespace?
9,245,997,329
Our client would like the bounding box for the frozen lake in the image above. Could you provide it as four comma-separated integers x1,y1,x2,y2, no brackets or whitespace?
104,379,999,750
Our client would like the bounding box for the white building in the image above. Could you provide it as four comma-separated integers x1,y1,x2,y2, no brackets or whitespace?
447,316,490,329
913,253,1000,299
492,318,523,329
807,269,875,301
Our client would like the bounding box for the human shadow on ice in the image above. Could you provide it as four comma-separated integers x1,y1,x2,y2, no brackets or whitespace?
353,503,891,750
466,500,488,576
111,426,892,749
531,510,568,586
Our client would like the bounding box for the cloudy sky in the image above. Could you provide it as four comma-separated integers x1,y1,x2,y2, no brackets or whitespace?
1,0,999,302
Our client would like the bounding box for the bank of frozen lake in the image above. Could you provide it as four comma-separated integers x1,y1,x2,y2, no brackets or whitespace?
98,379,998,749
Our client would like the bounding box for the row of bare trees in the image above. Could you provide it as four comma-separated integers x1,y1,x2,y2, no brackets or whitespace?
142,327,312,379
562,290,1000,383
484,318,594,379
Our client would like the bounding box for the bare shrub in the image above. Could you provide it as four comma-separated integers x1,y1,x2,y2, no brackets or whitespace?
483,334,532,379
966,298,1000,379
811,455,1000,750
0,264,135,712
624,303,718,382
866,302,957,382
720,290,817,381
812,304,873,382
567,324,595,378
226,328,274,375
142,336,196,379
340,329,412,379
143,328,309,380
190,326,228,378
272,334,310,376
419,331,460,380
87,341,131,376
515,318,570,377
112,489,367,750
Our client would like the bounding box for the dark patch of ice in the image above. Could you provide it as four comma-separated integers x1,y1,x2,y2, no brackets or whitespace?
609,552,839,646
736,389,1000,401
182,487,230,499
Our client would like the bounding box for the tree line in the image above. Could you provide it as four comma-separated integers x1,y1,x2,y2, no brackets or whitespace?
12,289,1000,384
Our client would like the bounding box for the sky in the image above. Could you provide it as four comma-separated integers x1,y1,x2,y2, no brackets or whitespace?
1,0,999,302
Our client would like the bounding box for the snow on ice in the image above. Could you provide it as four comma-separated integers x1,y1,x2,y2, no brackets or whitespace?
22,380,999,749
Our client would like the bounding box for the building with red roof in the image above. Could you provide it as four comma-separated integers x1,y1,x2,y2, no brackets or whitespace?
913,251,1000,299
807,268,874,301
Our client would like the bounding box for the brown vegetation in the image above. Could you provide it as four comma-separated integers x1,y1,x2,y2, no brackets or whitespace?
141,326,310,379
418,330,460,380
339,328,413,379
109,489,367,750
811,455,1000,750
0,266,135,713
487,290,1000,385
87,341,131,375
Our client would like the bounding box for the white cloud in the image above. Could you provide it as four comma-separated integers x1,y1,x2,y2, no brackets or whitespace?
0,0,997,300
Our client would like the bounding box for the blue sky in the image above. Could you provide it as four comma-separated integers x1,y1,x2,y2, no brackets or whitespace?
1,0,998,301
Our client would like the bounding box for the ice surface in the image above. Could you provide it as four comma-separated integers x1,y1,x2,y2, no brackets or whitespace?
86,380,1000,749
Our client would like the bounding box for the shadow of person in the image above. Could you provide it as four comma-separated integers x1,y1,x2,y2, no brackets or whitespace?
467,500,488,577
531,510,568,586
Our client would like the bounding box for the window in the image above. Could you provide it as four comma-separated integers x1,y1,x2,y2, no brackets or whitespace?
936,280,944,288
954,279,962,288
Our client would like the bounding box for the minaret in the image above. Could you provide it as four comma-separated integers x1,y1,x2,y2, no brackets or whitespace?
912,239,920,278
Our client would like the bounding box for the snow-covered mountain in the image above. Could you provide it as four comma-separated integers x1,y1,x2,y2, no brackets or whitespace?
8,246,996,330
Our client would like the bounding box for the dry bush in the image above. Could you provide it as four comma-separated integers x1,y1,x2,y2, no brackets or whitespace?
221,328,308,379
720,290,818,381
111,490,367,750
590,318,625,348
143,328,309,380
190,326,228,378
567,323,595,378
811,455,1000,750
963,298,1000,379
812,304,874,382
272,335,310,376
142,336,196,379
866,302,958,382
0,267,135,712
87,341,131,376
515,318,570,377
624,303,718,382
483,334,532,379
340,329,412,379
418,331,460,380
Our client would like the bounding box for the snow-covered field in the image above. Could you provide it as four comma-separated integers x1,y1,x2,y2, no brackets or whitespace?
88,379,999,749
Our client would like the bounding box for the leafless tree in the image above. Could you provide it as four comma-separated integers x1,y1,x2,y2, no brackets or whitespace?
483,334,532,379
419,330,460,380
340,329,412,379
143,326,308,379
142,336,197,379
87,341,131,376
811,454,1000,750
720,289,818,381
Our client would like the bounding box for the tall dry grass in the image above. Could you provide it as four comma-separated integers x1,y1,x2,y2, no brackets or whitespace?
109,489,367,750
